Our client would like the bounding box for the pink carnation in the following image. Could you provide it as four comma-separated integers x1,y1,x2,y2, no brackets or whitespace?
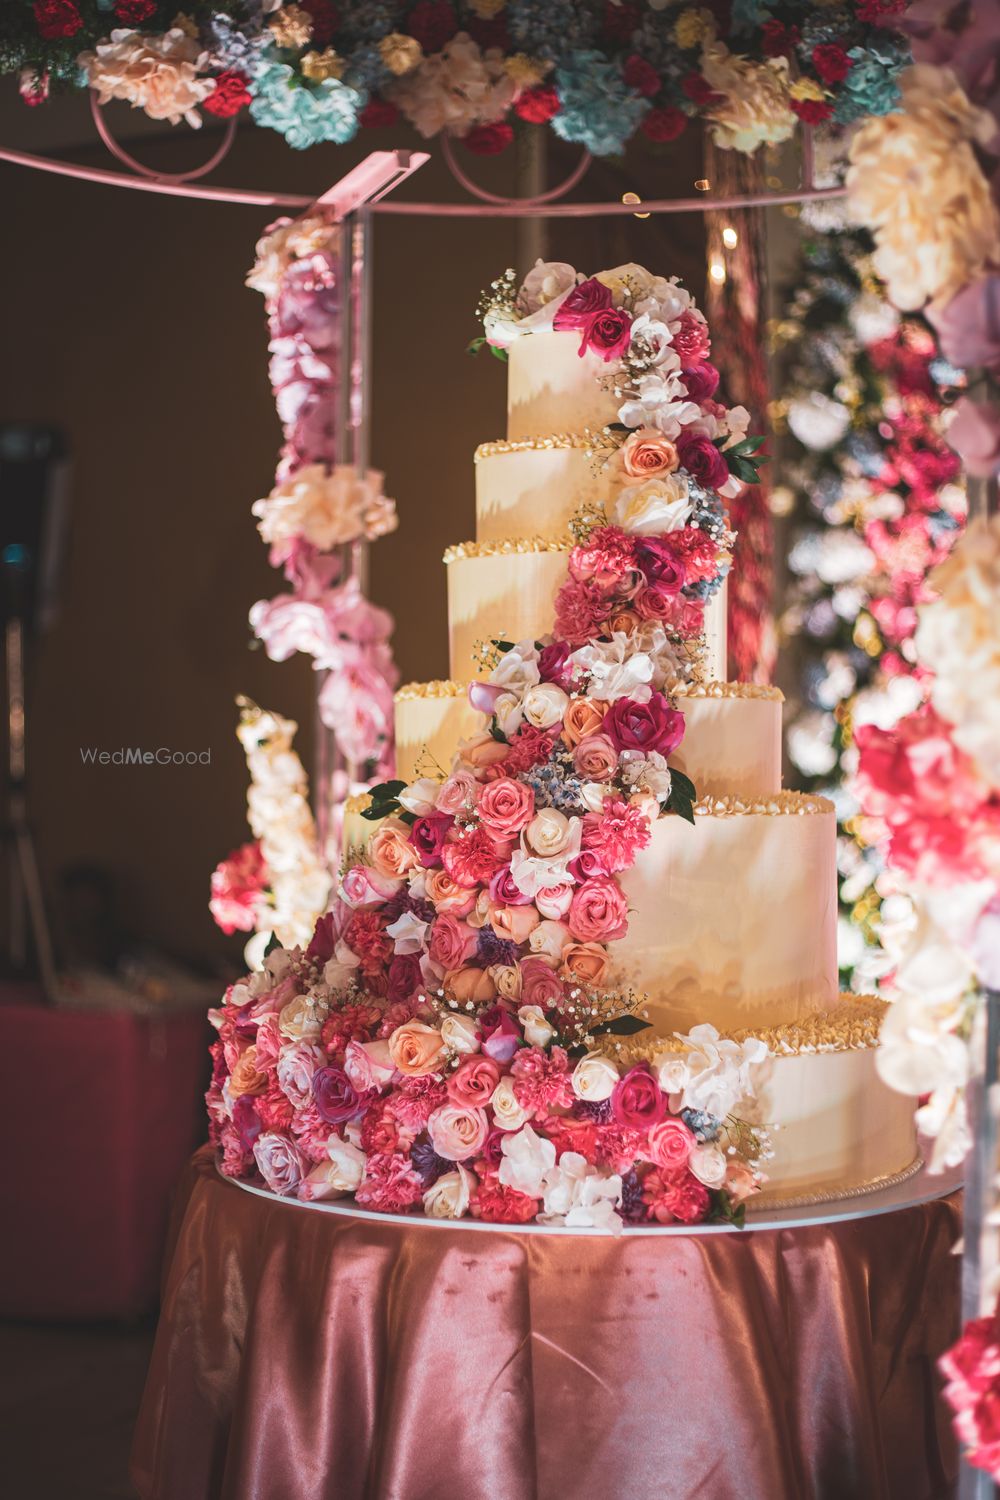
209,840,268,935
442,826,510,888
354,1151,425,1214
511,1045,574,1113
581,798,652,874
470,1167,539,1223
553,577,611,645
672,310,710,362
569,526,639,592
642,1167,711,1224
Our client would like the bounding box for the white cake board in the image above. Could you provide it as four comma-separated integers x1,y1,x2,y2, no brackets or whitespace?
220,1149,961,1237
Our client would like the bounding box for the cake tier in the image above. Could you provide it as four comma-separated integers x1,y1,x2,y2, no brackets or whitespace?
475,437,605,541
508,330,621,439
444,539,727,681
394,679,784,798
612,793,837,1033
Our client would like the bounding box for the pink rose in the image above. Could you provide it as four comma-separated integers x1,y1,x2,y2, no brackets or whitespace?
519,957,566,1011
573,733,619,780
552,277,612,328
568,877,629,943
680,361,720,402
312,1065,361,1124
253,1132,303,1196
429,914,479,970
944,396,1000,477
535,883,573,920
343,1039,395,1093
579,307,632,361
612,1064,667,1129
340,863,403,908
646,1116,696,1170
927,276,1000,372
436,769,478,815
603,693,685,756
409,813,454,867
677,431,730,491
369,818,420,879
635,582,681,622
427,1103,490,1161
477,777,536,839
489,865,534,906
447,1055,502,1108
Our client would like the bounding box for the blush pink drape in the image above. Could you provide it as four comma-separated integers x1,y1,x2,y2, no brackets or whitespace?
131,1146,960,1500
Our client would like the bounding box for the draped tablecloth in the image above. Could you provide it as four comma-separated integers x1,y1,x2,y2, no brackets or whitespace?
131,1145,960,1500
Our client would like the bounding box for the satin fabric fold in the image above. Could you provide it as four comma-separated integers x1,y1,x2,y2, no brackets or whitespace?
132,1147,960,1500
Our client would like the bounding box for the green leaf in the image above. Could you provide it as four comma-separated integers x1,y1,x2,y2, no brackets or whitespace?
466,336,486,357
710,1188,746,1229
489,344,509,363
670,768,696,802
264,931,281,957
590,1014,652,1037
493,639,516,653
667,768,697,825
489,715,508,744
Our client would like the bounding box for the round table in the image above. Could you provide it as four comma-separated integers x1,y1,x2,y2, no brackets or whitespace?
131,1145,961,1500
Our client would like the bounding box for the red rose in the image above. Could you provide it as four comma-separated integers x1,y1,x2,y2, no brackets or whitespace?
114,0,156,20
812,44,852,85
463,122,514,155
360,98,400,128
622,55,660,98
387,953,422,1005
680,361,720,403
406,0,458,52
579,307,632,362
204,71,252,119
33,0,82,39
636,536,686,591
603,693,685,756
302,0,339,47
611,1063,667,1129
514,85,560,124
409,812,454,867
680,73,720,107
791,98,834,125
761,19,799,57
552,277,613,330
641,106,688,143
676,431,730,491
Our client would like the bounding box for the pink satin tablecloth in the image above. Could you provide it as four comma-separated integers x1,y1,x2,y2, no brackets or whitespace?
132,1146,960,1500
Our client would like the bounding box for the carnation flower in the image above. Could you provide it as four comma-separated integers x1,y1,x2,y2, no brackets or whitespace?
355,1151,425,1214
253,464,397,555
210,840,268,935
581,798,652,874
511,1045,574,1113
642,1167,711,1224
79,29,216,129
470,1167,539,1223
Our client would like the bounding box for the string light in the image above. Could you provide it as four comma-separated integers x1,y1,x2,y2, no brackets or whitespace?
621,191,649,219
709,259,726,285
722,225,738,249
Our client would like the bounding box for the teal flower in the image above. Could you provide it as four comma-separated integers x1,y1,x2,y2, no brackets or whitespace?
552,52,648,157
833,42,908,125
249,59,365,150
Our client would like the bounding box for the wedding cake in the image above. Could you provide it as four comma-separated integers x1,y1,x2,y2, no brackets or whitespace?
209,261,918,1227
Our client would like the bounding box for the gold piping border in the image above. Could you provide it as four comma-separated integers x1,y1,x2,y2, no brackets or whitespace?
475,434,597,461
395,680,467,702
693,791,833,817
619,997,888,1060
443,536,574,563
748,1154,923,1212
395,679,783,704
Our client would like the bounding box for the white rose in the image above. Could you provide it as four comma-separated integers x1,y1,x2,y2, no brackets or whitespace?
654,1051,689,1096
490,1076,530,1131
519,259,577,314
423,1165,473,1219
397,777,442,815
688,1143,728,1189
490,641,540,691
528,919,572,966
578,782,611,813
325,1134,367,1190
518,1005,555,1047
522,682,569,729
571,1051,620,1103
615,475,692,536
494,690,524,738
276,1041,324,1108
343,1038,395,1093
498,1124,555,1196
440,1012,481,1055
525,807,572,856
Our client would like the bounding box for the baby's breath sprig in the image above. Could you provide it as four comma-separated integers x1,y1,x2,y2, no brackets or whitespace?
472,636,509,673
553,984,652,1056
475,267,518,325
568,502,610,544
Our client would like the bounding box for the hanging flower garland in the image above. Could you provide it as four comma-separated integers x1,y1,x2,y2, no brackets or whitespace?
8,2,908,157
774,192,965,992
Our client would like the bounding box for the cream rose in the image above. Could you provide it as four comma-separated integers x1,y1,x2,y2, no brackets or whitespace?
517,1005,555,1048
427,1103,489,1161
278,993,324,1042
440,1012,481,1055
525,808,573,857
688,1143,728,1189
491,965,523,1002
522,682,569,730
490,1076,531,1130
571,1051,620,1103
528,919,572,966
614,475,692,535
423,1165,473,1219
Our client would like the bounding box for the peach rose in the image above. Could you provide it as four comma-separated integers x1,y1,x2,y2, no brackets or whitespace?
608,608,641,635
620,427,679,480
477,777,535,839
560,942,610,987
229,1045,267,1097
724,1159,760,1204
561,696,610,747
368,816,419,879
573,733,619,781
528,919,572,967
491,903,541,944
491,964,523,1001
427,1103,490,1161
445,966,498,1005
459,733,510,770
425,868,476,917
278,994,323,1042
465,889,493,929
387,1020,446,1076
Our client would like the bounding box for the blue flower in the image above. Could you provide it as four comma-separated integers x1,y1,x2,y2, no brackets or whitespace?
249,59,365,150
552,52,649,157
508,0,599,65
833,42,908,125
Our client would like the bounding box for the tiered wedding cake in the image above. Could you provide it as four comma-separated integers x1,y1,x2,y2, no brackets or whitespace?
210,262,918,1226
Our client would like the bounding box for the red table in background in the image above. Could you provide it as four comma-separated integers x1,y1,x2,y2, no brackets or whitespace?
132,1148,961,1500
0,988,209,1321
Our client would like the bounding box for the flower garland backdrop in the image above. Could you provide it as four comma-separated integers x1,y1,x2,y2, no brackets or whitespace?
6,2,908,157
773,193,965,993
207,262,776,1230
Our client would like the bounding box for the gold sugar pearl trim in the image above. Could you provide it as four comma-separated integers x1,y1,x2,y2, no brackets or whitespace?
443,536,573,564
344,793,372,817
694,791,833,817
675,681,784,702
395,680,466,702
619,997,888,1062
475,434,597,461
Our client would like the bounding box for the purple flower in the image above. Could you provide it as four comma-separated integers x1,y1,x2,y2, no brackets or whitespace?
312,1066,361,1124
479,1007,523,1064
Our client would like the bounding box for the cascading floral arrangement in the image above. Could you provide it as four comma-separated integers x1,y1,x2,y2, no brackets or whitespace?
8,2,908,157
773,203,965,991
209,213,399,952
207,268,774,1229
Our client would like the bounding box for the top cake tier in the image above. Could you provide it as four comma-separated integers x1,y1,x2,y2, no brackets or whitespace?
507,330,621,440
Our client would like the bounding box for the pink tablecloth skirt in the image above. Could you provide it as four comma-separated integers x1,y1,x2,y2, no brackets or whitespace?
132,1146,960,1500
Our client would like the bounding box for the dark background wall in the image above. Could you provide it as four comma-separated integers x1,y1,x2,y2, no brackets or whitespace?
0,101,705,971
